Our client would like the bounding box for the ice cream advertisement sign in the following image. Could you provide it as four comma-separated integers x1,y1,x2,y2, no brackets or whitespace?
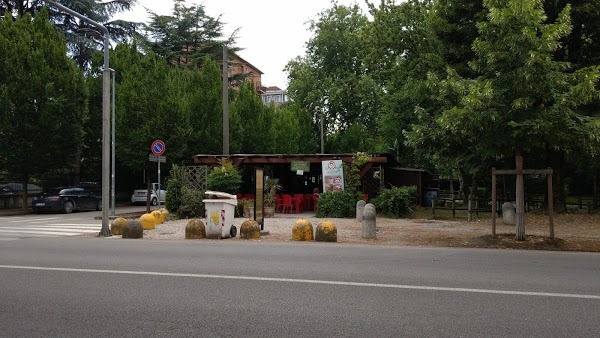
322,160,344,192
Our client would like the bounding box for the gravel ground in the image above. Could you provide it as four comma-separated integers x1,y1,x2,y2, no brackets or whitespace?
107,211,600,252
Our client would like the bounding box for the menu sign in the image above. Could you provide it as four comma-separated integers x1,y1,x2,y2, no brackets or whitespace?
321,160,344,192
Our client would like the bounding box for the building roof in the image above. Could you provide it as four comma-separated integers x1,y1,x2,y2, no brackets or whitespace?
193,153,389,166
231,53,263,75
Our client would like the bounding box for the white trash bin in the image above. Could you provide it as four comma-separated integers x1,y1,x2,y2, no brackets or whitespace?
203,191,238,239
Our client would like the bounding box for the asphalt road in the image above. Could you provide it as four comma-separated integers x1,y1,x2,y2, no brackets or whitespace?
1,238,599,336
0,205,150,240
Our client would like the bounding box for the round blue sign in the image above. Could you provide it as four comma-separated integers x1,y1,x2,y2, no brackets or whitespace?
151,140,165,155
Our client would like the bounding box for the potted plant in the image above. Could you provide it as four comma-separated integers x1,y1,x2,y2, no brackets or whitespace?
264,193,276,217
263,178,282,217
240,198,254,218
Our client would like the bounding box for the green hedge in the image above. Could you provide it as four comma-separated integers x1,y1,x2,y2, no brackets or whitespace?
316,191,363,218
372,186,417,218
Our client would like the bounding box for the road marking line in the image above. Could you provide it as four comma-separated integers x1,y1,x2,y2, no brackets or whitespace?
0,229,96,235
0,265,598,300
0,226,98,232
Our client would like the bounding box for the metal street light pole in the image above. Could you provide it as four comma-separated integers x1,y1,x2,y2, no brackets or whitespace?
108,68,116,216
222,44,229,155
45,0,112,236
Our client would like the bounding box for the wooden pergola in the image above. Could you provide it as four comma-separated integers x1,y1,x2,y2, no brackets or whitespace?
192,153,389,178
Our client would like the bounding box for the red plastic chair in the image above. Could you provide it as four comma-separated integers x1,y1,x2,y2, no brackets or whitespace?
275,194,283,213
293,194,303,213
282,194,293,213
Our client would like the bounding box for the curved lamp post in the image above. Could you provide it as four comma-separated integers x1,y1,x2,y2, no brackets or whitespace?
45,0,112,236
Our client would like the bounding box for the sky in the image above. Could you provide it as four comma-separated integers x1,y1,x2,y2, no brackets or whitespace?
117,0,370,90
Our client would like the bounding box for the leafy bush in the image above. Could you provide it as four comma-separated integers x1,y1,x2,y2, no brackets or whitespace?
206,159,242,194
165,164,182,214
372,186,417,218
316,191,363,218
178,186,205,218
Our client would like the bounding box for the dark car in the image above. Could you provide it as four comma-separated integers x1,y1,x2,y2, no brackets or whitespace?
31,187,102,213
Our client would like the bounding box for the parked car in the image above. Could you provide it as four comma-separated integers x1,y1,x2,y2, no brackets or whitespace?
0,183,43,196
131,183,166,206
32,187,102,213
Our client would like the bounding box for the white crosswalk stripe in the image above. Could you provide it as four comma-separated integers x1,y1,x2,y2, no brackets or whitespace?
0,220,101,241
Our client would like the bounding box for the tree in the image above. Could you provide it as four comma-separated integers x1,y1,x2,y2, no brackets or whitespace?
286,2,382,153
229,81,270,153
0,8,87,207
407,0,600,211
1,0,139,69
143,0,236,69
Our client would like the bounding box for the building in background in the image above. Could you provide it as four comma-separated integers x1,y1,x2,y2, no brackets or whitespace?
260,86,288,106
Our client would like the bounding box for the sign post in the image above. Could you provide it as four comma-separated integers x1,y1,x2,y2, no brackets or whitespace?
151,140,166,207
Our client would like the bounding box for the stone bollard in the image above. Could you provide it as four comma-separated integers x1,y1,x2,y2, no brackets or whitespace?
185,219,206,239
315,221,337,242
122,220,143,239
356,200,366,221
111,217,127,236
139,213,156,230
292,219,314,241
151,210,164,224
502,202,516,225
361,203,377,239
159,208,169,221
240,220,261,239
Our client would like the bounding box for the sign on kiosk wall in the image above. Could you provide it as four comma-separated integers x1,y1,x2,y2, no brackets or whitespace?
321,160,344,192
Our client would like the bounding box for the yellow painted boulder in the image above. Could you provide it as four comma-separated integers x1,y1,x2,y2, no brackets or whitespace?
292,219,313,241
240,220,261,239
139,213,156,230
151,210,164,224
159,208,170,221
110,217,128,236
185,219,206,239
315,221,337,242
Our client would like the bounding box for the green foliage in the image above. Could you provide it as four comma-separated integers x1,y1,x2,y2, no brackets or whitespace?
0,8,87,185
143,0,233,68
343,152,371,194
373,186,417,218
316,191,363,218
286,3,383,153
206,159,242,193
1,0,139,69
178,186,205,219
165,164,183,214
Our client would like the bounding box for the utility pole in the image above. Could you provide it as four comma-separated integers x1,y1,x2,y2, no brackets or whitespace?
222,44,229,155
45,0,112,236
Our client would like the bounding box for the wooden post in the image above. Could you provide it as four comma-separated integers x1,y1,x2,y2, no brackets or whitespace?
515,151,525,241
547,168,554,239
450,181,456,218
491,169,496,237
467,193,472,222
432,197,436,220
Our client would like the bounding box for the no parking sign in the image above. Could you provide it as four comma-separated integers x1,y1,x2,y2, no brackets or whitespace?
151,140,165,156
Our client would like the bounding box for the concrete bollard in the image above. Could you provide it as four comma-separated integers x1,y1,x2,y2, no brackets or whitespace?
151,210,164,224
502,202,516,225
315,221,337,242
185,219,206,239
356,200,366,221
139,213,156,230
361,203,377,239
122,220,143,239
110,217,127,236
292,219,314,241
240,220,261,239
